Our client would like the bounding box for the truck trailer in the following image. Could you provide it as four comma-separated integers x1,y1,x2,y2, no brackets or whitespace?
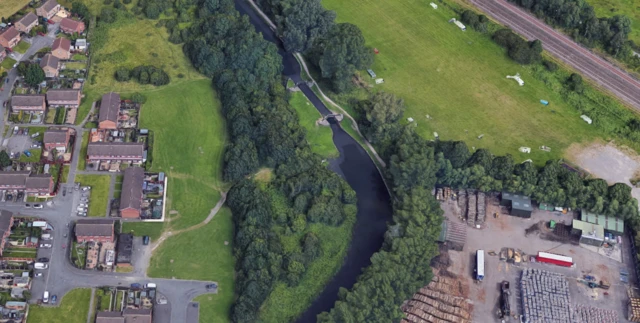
476,250,485,281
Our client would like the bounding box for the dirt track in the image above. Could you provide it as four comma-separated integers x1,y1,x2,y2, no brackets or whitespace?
471,0,640,110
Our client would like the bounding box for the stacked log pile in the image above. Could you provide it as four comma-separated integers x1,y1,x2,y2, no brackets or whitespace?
466,190,476,227
476,192,486,226
401,275,473,323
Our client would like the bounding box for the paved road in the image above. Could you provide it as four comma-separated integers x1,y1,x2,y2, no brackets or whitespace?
471,0,640,110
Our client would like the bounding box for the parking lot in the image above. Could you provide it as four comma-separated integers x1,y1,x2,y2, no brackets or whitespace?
441,196,636,322
71,183,91,217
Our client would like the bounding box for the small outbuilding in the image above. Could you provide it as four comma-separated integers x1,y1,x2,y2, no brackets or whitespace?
571,219,604,247
501,192,533,218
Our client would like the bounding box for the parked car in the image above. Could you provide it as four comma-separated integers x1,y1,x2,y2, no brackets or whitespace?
80,213,87,217
6,194,12,201
130,283,142,289
51,295,57,305
143,236,150,245
25,204,31,208
43,291,49,303
206,283,217,289
35,272,43,277
34,204,43,209
30,132,39,139
37,258,49,263
62,188,66,197
39,243,52,249
79,203,87,208
82,186,91,191
17,192,23,199
34,263,48,269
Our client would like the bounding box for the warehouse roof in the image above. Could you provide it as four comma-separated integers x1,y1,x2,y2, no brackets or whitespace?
572,219,604,241
580,210,624,234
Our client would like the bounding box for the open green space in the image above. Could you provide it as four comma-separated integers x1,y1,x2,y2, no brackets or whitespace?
121,222,165,241
1,57,16,71
587,0,640,45
77,131,89,170
27,288,91,323
75,174,111,217
78,11,205,123
290,91,338,158
94,289,112,311
322,0,606,164
148,207,234,323
71,242,86,269
258,216,355,322
0,1,29,23
13,41,30,54
18,149,41,163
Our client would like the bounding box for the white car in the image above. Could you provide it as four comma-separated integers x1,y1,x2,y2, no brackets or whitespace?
35,273,43,277
39,243,52,248
82,187,91,191
33,204,43,209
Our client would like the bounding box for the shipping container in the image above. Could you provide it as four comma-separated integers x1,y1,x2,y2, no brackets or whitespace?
536,251,573,267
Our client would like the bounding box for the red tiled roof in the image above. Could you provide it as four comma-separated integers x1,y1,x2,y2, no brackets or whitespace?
52,37,71,52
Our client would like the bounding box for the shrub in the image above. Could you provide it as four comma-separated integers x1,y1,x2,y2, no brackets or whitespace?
114,67,130,81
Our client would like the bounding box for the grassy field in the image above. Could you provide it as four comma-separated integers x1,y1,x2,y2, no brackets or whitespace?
587,0,640,45
322,0,606,164
290,91,338,158
64,62,87,70
27,288,91,323
18,149,41,163
0,0,29,21
121,222,165,241
78,12,205,123
1,57,16,71
148,207,234,323
75,174,111,217
13,41,30,54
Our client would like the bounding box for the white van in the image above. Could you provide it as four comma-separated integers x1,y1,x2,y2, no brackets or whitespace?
145,283,157,289
34,262,48,270
43,291,49,303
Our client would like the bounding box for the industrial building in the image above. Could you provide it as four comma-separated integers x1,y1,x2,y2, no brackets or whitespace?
500,192,533,218
571,219,605,247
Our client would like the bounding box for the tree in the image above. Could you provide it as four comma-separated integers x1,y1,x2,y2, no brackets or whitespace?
71,1,91,21
16,62,28,77
0,151,10,168
566,73,584,93
100,8,117,24
114,67,130,81
145,3,160,19
312,23,374,92
280,0,335,53
25,64,45,87
490,155,514,180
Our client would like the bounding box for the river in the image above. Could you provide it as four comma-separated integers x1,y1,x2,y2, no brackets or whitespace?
233,0,394,321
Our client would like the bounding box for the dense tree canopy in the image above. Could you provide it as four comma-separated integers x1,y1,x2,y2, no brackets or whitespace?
25,64,45,87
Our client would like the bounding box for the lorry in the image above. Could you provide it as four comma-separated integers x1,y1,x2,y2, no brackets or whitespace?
34,263,48,270
475,250,485,281
499,281,511,319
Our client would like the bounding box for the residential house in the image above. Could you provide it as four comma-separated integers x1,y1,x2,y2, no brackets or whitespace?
10,287,25,299
40,54,60,78
43,129,70,152
36,0,60,19
98,92,120,129
0,172,54,195
116,233,133,266
11,95,46,114
96,311,125,323
59,18,85,34
51,37,71,60
74,39,87,51
47,89,81,108
0,46,6,63
86,142,144,164
0,27,20,49
12,277,29,288
75,219,115,243
120,167,144,218
15,12,39,33
0,211,13,256
123,308,152,323
4,301,26,311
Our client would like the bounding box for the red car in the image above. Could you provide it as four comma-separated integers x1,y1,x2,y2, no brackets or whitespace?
37,32,45,36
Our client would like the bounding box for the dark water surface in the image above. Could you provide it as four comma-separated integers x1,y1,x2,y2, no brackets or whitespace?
234,1,394,321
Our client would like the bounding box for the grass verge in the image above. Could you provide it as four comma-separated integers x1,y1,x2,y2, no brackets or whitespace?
290,91,338,159
27,288,91,323
77,131,88,171
0,1,29,22
75,174,111,217
121,222,165,241
13,41,30,54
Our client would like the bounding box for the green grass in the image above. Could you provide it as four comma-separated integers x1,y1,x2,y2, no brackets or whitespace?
1,57,16,71
121,222,165,241
148,207,234,323
72,53,88,61
18,149,41,163
71,242,86,268
290,91,338,158
322,0,606,165
113,175,123,199
75,175,111,217
27,288,91,323
62,165,70,184
13,41,30,54
64,62,87,70
587,0,640,46
95,289,111,311
0,1,29,23
77,131,88,170
78,12,205,124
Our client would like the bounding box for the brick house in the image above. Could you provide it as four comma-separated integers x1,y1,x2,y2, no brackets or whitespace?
75,219,115,243
0,172,54,196
43,129,70,152
0,27,20,49
0,46,6,63
0,210,14,256
120,167,144,219
47,89,81,108
51,37,71,60
59,18,85,34
40,54,60,78
36,0,60,20
96,312,124,323
11,95,46,113
86,142,144,164
98,92,120,129
123,309,152,323
15,12,39,33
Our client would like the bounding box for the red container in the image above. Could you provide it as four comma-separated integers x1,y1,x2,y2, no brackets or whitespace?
536,252,573,267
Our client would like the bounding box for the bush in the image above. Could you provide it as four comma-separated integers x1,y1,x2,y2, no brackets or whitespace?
492,29,542,64
119,65,170,86
542,59,558,72
130,92,146,103
114,66,130,81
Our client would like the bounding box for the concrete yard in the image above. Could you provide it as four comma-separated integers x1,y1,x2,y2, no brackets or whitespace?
441,196,636,322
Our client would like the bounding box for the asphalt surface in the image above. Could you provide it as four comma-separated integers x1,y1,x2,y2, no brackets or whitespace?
471,0,640,110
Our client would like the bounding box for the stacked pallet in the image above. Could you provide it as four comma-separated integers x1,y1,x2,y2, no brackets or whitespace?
476,192,486,226
629,297,640,322
466,190,476,227
573,304,618,323
520,269,572,322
